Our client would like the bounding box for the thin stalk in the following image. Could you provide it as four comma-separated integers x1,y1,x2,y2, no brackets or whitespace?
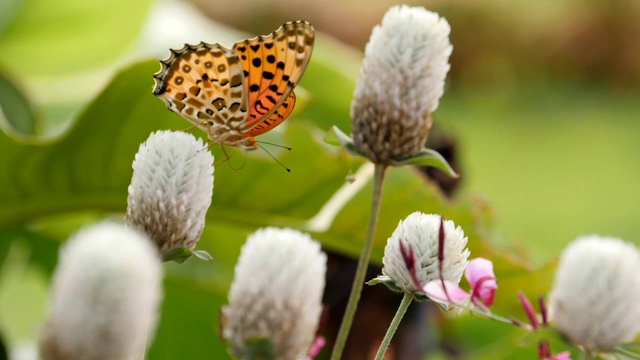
616,347,640,359
374,292,414,360
330,163,387,360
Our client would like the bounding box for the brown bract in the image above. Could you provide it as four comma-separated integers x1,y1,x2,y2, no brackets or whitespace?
351,100,433,165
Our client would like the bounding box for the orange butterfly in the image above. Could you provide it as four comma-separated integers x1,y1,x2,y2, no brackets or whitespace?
152,21,314,151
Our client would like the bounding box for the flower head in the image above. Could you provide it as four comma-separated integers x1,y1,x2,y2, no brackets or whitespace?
548,235,640,352
221,227,326,359
351,5,452,164
126,130,214,255
40,222,163,360
381,212,469,295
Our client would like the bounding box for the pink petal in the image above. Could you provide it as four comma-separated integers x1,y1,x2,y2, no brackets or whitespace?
423,280,471,305
466,258,497,307
307,336,326,359
548,352,571,360
465,258,495,286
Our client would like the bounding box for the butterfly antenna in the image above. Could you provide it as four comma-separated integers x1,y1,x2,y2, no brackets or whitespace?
257,143,291,172
237,150,248,170
256,140,292,151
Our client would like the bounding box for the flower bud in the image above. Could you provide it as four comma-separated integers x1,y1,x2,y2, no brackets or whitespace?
351,5,452,164
221,227,326,359
40,222,162,360
549,235,640,352
126,130,214,254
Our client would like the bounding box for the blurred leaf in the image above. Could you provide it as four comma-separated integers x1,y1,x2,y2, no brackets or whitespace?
0,0,153,76
0,71,35,136
0,0,23,37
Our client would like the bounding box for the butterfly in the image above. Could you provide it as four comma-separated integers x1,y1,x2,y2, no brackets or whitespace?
152,21,314,151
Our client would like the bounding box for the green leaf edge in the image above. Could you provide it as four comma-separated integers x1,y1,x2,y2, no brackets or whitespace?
390,148,459,178
162,247,213,263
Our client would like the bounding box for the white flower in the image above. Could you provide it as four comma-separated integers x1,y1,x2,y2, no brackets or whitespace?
221,227,326,359
351,5,452,164
548,235,640,352
126,130,214,254
40,222,163,360
382,212,469,295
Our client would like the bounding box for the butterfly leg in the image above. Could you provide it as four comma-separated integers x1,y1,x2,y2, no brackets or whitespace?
213,144,247,170
178,123,199,132
213,144,232,166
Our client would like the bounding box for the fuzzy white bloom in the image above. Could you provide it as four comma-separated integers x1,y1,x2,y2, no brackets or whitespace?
548,235,640,352
351,5,452,164
40,222,163,360
222,227,327,359
126,130,214,254
382,212,469,295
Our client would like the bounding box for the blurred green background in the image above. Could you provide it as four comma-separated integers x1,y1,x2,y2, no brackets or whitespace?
0,0,638,359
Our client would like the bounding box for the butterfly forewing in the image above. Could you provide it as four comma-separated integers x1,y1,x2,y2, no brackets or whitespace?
152,43,249,133
232,20,314,133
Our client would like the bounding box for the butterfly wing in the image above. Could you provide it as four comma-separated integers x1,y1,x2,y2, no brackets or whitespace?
152,43,249,133
232,20,314,134
245,92,296,137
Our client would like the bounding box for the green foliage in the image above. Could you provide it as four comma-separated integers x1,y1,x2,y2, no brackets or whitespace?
0,0,154,76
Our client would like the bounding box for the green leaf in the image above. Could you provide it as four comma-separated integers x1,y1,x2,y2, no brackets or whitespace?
0,0,153,76
324,125,361,156
0,0,23,37
0,71,35,137
162,248,194,263
390,148,459,178
163,247,213,263
192,249,214,261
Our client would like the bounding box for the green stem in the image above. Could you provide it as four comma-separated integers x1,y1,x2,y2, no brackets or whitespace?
374,292,414,360
330,163,387,360
616,347,640,359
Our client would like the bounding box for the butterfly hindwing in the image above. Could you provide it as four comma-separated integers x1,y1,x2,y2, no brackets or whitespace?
152,43,249,133
245,92,296,137
232,20,314,133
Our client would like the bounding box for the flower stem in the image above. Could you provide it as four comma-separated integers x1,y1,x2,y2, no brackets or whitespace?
330,163,387,360
374,292,414,360
615,347,640,359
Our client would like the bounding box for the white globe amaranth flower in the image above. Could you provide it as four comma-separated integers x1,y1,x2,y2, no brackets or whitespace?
548,235,640,352
382,212,469,295
126,130,214,253
221,227,327,359
351,5,452,164
40,222,163,360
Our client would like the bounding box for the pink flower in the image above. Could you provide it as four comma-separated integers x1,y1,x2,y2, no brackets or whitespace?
546,352,571,360
423,258,497,311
